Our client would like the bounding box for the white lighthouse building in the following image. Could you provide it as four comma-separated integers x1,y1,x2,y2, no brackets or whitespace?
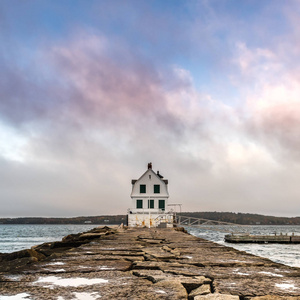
128,162,174,227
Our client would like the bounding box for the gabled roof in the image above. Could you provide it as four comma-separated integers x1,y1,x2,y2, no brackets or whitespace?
130,163,169,198
131,164,168,185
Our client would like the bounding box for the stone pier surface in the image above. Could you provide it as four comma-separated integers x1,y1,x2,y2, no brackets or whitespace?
0,227,299,299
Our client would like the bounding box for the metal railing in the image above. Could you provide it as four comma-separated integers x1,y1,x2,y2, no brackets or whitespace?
174,215,251,233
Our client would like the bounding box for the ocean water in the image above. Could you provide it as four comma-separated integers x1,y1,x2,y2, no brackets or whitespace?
1,224,299,269
186,225,300,268
0,224,100,253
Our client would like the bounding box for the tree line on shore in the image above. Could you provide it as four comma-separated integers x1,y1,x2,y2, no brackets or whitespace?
0,212,300,225
178,212,300,225
0,215,127,225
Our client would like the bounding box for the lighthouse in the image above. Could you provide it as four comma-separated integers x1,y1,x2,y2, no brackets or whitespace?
128,163,173,227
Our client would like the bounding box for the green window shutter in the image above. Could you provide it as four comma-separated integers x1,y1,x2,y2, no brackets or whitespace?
140,184,146,193
159,200,165,211
154,184,160,193
136,199,143,209
148,199,154,209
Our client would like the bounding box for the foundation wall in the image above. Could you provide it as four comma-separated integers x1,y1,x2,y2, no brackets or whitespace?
127,213,173,228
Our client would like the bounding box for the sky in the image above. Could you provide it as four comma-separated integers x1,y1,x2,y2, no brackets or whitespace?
1,0,300,218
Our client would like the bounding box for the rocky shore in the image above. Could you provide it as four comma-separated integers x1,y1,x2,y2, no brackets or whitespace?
0,226,299,299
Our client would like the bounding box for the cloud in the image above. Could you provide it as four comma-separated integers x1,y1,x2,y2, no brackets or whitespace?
231,41,300,162
1,1,300,217
0,30,243,216
0,31,213,216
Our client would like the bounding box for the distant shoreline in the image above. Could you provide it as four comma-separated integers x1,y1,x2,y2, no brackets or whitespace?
0,211,300,225
0,215,126,225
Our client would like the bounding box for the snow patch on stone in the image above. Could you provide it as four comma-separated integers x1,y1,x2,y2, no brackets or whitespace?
56,293,101,300
34,276,108,288
73,292,100,299
0,293,31,299
53,269,66,273
43,268,66,273
3,275,23,281
276,283,296,290
47,262,65,266
235,272,249,276
156,290,167,294
99,266,115,270
259,271,283,277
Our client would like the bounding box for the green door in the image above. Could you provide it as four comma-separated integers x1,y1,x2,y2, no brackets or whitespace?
136,199,143,209
148,199,154,209
158,200,165,211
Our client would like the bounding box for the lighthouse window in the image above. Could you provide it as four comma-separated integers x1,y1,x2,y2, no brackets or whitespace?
154,184,160,193
159,199,165,211
136,199,143,209
140,184,146,193
148,199,154,209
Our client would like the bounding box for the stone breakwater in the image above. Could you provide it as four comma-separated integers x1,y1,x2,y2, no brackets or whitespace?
0,227,299,300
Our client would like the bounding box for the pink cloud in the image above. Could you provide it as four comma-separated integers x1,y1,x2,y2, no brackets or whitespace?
250,101,300,153
38,32,219,143
47,35,168,123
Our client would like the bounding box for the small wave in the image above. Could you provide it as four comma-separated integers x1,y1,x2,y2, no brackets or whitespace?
187,225,300,268
0,224,98,253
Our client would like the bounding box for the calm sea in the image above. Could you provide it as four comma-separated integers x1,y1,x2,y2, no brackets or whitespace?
186,225,300,268
0,224,99,253
0,224,299,268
